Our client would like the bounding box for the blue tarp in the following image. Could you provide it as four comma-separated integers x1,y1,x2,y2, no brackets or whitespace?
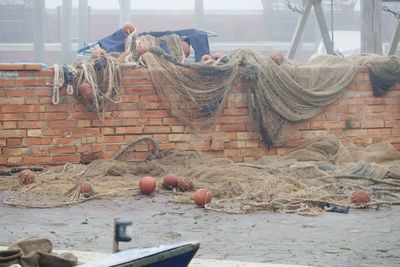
96,28,210,62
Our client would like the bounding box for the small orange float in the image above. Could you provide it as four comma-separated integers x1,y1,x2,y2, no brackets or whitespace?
181,41,190,57
139,176,157,195
177,178,193,192
162,173,178,190
18,170,35,185
80,181,94,195
200,54,212,62
79,82,94,102
121,22,135,34
194,188,212,206
351,190,370,205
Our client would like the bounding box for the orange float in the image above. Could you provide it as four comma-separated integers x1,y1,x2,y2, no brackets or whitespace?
194,188,212,206
177,178,193,192
91,47,106,59
139,176,157,195
270,51,284,65
351,190,370,205
162,173,178,190
18,170,35,185
200,54,213,62
121,22,135,34
79,82,94,102
211,52,225,60
137,41,150,55
181,41,190,57
80,181,94,195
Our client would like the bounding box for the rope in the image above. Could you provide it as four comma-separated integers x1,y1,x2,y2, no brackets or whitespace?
51,64,64,105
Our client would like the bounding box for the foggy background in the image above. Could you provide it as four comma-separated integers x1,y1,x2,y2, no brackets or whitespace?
0,0,399,65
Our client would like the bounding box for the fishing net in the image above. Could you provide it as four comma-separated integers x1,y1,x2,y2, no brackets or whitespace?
2,137,400,215
141,49,400,146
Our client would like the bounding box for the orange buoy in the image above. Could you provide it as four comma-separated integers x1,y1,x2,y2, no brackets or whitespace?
79,82,94,102
194,188,212,206
211,52,225,60
270,51,284,65
121,22,135,34
162,173,178,190
181,41,190,57
200,54,213,62
351,190,370,205
80,181,94,195
137,41,150,55
91,47,106,59
177,178,193,192
18,170,35,185
139,176,156,195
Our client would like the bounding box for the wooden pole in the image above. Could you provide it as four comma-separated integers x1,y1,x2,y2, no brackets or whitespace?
61,0,72,64
33,0,45,62
361,0,383,54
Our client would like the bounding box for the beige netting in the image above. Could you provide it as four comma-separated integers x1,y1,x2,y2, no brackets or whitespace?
2,137,400,215
140,49,399,146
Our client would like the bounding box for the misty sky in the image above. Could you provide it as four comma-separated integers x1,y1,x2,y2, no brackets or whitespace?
45,0,263,10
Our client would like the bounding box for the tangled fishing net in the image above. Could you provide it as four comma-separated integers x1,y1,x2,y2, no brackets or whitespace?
141,50,400,146
1,136,400,215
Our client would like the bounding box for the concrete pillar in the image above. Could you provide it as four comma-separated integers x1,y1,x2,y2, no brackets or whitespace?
61,0,72,64
79,0,89,48
361,0,382,54
119,0,131,26
195,0,204,28
33,0,45,62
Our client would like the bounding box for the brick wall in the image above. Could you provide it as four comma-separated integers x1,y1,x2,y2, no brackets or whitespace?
1,67,400,168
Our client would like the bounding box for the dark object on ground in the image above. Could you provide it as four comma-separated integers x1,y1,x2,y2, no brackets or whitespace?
319,202,350,214
0,168,43,176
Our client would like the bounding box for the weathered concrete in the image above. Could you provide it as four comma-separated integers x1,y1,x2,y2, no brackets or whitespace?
0,191,399,267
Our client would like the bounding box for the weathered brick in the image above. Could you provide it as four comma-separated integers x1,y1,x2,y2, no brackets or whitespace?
49,146,76,154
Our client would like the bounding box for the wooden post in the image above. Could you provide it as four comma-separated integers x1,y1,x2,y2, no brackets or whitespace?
113,218,119,253
79,0,89,48
119,0,131,26
361,0,383,54
33,0,45,62
61,0,72,64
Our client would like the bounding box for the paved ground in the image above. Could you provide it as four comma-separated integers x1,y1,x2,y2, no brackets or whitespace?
0,191,399,267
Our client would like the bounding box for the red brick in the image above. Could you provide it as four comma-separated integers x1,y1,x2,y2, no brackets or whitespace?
103,136,125,143
22,156,52,164
217,124,247,132
52,137,80,145
143,110,169,117
0,97,25,105
48,121,78,129
2,121,17,129
0,113,25,121
39,113,69,120
6,138,23,146
223,108,248,116
361,121,384,128
2,147,31,155
0,130,26,138
18,121,46,129
49,146,76,154
24,138,52,145
52,154,81,164
143,126,171,133
367,129,392,135
115,127,143,134
42,129,65,136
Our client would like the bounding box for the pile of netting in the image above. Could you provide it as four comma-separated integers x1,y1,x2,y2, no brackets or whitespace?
53,27,400,145
141,50,400,146
1,136,400,215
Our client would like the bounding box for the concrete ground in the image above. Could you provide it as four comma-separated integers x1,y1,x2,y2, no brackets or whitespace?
0,191,399,267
